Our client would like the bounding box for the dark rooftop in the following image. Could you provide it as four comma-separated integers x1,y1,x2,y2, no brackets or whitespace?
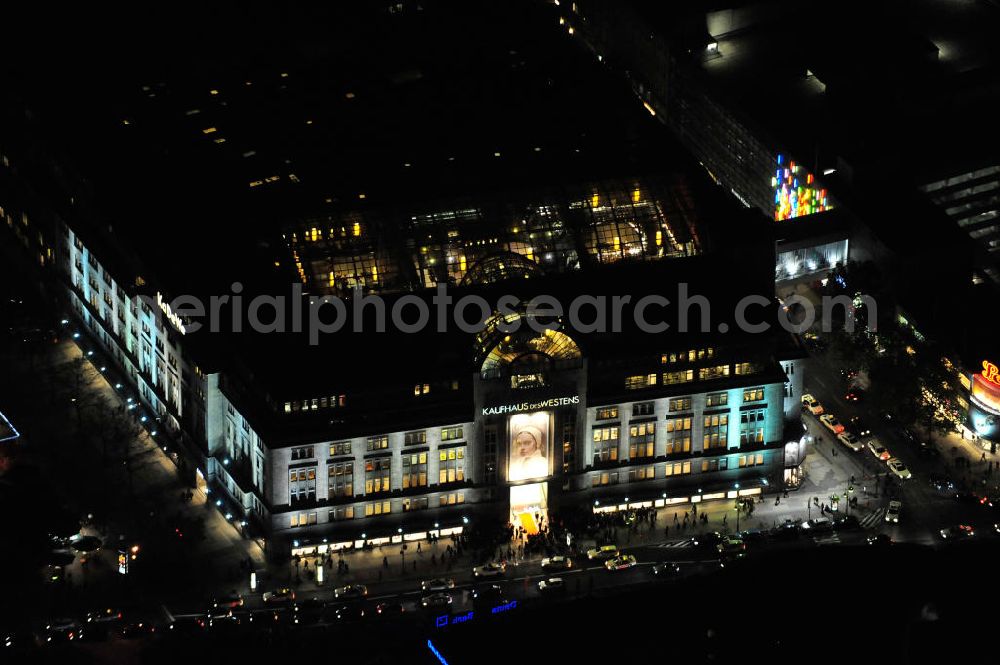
1,0,731,300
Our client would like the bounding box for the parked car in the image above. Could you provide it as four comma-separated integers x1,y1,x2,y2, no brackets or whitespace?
867,533,892,546
333,584,368,599
770,520,802,541
849,416,872,437
604,554,637,571
844,388,865,402
652,562,681,577
692,531,724,549
262,588,295,606
801,517,834,534
837,431,863,451
213,592,244,609
421,594,453,609
375,602,405,617
839,368,859,384
586,545,619,560
737,529,770,545
801,394,824,415
541,556,573,572
472,562,506,578
833,515,860,531
716,538,747,560
820,414,845,434
867,440,890,461
887,458,911,480
44,618,83,644
929,474,955,492
471,584,505,605
166,616,207,637
939,525,975,539
885,500,902,523
538,578,566,595
334,604,365,621
421,578,456,592
953,491,984,506
81,609,123,642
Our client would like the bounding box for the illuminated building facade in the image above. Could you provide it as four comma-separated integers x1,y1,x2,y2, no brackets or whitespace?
286,178,702,298
773,155,832,222
0,0,810,557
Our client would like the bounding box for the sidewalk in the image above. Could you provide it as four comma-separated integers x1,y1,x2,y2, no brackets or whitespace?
273,445,876,599
930,427,1000,492
8,339,267,607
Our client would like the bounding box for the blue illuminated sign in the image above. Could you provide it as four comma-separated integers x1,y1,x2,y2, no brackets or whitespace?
437,611,475,628
491,600,518,614
427,639,450,665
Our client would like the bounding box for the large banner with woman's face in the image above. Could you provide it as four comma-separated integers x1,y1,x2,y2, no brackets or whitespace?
508,412,549,482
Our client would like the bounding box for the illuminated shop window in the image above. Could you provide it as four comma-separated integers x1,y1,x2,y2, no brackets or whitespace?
404,430,427,446
439,448,465,484
439,492,464,506
701,458,729,472
329,441,352,456
669,397,692,412
740,410,766,445
698,365,730,381
593,471,618,486
738,453,765,468
289,467,316,503
665,417,692,454
706,392,728,407
329,506,354,521
703,414,728,450
364,458,391,493
592,427,619,464
628,466,655,482
628,422,655,459
662,370,693,386
441,426,464,442
626,374,658,390
328,462,353,497
366,436,389,451
402,452,428,488
290,512,317,527
596,407,619,421
364,500,391,516
664,462,692,476
403,497,429,512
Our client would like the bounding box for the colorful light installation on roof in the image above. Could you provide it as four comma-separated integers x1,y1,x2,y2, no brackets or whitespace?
773,154,831,221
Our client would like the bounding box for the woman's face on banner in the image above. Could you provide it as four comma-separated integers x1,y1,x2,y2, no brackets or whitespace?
514,430,540,458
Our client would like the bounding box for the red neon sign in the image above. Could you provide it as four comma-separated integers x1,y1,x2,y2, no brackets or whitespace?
982,360,1000,387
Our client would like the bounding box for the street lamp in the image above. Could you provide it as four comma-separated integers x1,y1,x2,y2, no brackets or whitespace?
734,484,741,533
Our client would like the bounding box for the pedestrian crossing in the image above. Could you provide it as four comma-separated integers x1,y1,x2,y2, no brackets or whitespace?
650,509,886,549
858,509,885,528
